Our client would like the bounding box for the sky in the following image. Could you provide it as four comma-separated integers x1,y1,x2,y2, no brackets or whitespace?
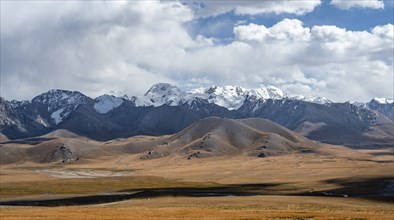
1,0,393,102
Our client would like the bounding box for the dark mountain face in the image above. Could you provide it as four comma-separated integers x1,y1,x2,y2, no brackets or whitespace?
367,99,394,121
1,90,94,140
1,89,393,148
0,97,52,139
235,98,393,147
58,99,233,141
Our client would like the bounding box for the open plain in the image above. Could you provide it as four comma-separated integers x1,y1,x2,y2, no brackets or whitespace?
1,118,393,219
1,146,393,219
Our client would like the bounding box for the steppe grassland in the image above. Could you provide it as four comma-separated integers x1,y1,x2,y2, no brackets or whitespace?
1,149,393,219
1,196,394,220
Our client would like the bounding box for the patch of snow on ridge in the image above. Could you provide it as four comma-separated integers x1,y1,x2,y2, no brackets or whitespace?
51,108,65,125
352,102,366,108
372,97,394,104
291,96,331,104
94,95,124,114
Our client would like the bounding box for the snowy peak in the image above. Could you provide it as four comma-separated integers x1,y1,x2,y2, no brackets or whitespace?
252,86,286,100
131,84,335,110
143,83,180,96
371,97,394,104
133,84,288,110
189,85,286,110
204,86,246,96
291,96,332,105
32,89,90,110
136,83,186,107
32,89,91,125
94,95,124,114
199,85,250,110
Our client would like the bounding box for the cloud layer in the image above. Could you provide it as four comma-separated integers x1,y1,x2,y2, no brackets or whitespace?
330,0,384,9
185,0,321,17
233,20,393,101
1,1,393,102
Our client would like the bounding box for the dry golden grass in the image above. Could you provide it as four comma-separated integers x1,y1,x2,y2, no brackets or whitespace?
1,196,393,220
0,175,219,199
2,153,392,198
1,149,393,219
69,153,393,187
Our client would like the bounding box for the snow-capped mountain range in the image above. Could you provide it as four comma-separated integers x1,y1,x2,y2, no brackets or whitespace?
11,83,298,123
1,83,393,147
3,83,393,125
110,83,328,111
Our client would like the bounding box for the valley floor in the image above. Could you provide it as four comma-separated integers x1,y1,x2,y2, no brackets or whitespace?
1,195,394,220
1,152,393,219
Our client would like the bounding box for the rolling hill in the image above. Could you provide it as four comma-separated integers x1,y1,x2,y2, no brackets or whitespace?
0,117,366,165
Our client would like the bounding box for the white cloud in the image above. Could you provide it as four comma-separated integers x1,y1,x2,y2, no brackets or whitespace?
1,1,194,99
234,23,270,42
330,0,384,9
230,21,393,101
184,0,321,17
234,19,310,42
1,1,392,102
372,23,394,38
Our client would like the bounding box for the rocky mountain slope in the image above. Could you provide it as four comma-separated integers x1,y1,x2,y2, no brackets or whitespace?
1,83,393,148
366,98,394,121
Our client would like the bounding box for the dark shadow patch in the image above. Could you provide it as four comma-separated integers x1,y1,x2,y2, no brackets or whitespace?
1,179,393,207
372,160,394,163
0,183,282,207
297,177,394,203
368,152,394,156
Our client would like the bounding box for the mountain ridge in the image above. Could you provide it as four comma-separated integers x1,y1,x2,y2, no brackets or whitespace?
6,83,392,112
1,84,393,149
